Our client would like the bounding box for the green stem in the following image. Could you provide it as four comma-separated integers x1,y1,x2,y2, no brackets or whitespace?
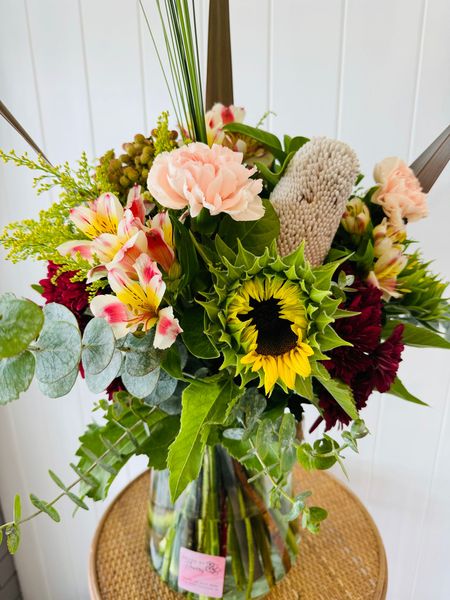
238,487,255,600
0,413,154,533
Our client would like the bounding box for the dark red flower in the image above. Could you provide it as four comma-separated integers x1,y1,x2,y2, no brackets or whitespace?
106,378,124,401
39,261,90,329
312,276,405,431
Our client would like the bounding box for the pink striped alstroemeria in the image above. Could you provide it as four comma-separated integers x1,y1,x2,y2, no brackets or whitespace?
90,254,182,348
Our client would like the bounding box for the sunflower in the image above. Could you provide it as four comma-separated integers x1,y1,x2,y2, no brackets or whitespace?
201,240,350,398
227,276,313,394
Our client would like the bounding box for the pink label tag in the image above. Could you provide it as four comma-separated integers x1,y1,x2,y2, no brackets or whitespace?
178,547,226,598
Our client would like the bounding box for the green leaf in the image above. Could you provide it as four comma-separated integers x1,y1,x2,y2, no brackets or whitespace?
218,199,280,256
387,376,428,406
85,350,122,394
0,351,35,405
287,136,309,153
161,342,187,379
0,528,3,546
180,304,219,359
34,321,81,383
43,302,78,328
48,470,67,491
167,376,237,501
76,401,167,501
316,376,358,420
66,491,88,510
13,494,21,522
82,318,115,375
122,331,161,376
383,321,450,349
254,161,280,187
223,122,286,162
6,524,20,554
38,363,79,398
139,414,181,470
0,295,44,358
121,367,160,399
29,494,60,522
172,217,200,287
256,419,273,461
297,443,315,470
144,369,178,406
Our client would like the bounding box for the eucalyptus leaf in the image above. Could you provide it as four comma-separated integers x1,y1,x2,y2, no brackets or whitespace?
85,350,122,394
0,351,35,405
144,369,178,406
0,295,44,358
43,302,78,328
29,494,60,522
6,524,20,554
121,367,160,399
82,318,115,375
38,363,79,398
35,321,81,383
123,331,161,376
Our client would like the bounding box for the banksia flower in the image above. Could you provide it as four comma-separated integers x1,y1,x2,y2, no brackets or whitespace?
271,137,359,265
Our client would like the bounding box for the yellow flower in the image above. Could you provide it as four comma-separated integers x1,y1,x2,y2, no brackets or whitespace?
227,276,313,394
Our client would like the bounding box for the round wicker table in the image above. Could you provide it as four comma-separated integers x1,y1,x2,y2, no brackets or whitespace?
89,468,387,600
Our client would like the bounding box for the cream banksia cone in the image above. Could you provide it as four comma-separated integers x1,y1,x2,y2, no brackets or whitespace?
271,137,359,265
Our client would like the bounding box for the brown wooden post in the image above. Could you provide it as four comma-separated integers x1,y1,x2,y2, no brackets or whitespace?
205,0,234,110
410,124,450,192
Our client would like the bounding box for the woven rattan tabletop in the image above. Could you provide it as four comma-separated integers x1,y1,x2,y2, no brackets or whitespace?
89,468,387,600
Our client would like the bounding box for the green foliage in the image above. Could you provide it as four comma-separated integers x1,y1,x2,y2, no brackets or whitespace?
387,376,427,406
297,420,369,476
0,294,44,358
383,321,450,349
389,252,449,326
0,352,35,405
75,396,170,501
34,320,81,384
85,351,122,395
217,199,280,256
29,494,60,522
81,318,116,375
223,123,286,163
167,375,242,501
180,304,219,359
153,111,178,155
314,372,358,420
0,150,96,264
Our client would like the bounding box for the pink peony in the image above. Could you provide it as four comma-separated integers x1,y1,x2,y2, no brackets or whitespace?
147,142,264,222
372,157,428,225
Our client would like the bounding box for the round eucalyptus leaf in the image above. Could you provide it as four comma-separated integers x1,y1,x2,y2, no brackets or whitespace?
35,321,81,384
121,367,160,399
85,350,122,394
158,395,182,415
0,296,44,358
38,363,79,398
123,331,160,377
0,351,35,405
144,370,178,406
43,303,79,329
82,318,115,375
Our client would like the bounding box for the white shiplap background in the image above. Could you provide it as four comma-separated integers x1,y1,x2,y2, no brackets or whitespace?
0,1,449,599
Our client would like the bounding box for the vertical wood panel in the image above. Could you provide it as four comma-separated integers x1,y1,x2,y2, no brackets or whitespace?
270,0,344,138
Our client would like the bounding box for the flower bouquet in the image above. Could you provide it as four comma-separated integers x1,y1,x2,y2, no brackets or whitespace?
0,2,449,599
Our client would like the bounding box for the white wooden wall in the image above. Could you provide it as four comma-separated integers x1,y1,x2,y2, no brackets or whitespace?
0,1,448,598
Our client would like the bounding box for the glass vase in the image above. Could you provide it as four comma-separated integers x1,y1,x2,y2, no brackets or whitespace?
147,445,299,599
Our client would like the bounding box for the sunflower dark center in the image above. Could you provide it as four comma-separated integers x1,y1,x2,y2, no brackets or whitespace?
239,297,297,356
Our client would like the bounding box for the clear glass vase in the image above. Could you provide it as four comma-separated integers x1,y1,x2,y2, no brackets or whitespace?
147,445,299,599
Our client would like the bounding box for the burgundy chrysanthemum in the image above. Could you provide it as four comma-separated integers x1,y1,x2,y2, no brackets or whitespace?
39,261,90,329
106,378,125,401
313,275,405,431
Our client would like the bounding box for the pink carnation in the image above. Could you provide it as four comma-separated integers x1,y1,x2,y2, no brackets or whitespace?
147,142,264,221
372,157,428,225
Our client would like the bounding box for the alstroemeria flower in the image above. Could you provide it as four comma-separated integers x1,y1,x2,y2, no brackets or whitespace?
206,103,246,146
367,219,407,300
90,254,182,348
